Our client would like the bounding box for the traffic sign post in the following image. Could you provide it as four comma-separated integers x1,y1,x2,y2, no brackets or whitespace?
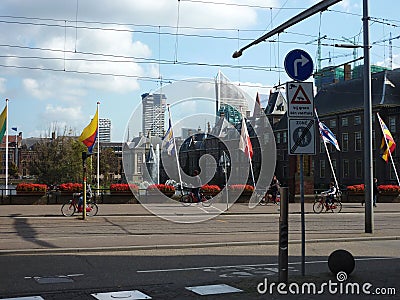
284,49,314,82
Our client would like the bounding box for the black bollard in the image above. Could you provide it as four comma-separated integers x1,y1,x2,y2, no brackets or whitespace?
328,249,355,275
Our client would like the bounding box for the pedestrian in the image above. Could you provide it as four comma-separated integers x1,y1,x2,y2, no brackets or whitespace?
192,170,202,202
373,178,378,207
267,175,280,204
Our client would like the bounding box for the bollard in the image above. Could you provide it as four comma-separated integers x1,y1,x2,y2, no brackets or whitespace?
279,187,289,283
328,249,355,275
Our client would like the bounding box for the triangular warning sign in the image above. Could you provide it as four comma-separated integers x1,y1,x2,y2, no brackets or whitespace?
291,85,311,104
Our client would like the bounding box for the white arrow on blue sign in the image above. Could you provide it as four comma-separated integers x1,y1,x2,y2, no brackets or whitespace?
284,49,314,82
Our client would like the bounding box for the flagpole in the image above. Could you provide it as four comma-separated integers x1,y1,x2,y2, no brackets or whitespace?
156,143,160,185
315,108,339,189
377,113,400,185
168,105,183,188
5,99,8,196
97,101,100,195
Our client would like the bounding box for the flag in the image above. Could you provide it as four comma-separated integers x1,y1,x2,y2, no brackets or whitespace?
162,110,175,156
318,121,340,151
11,127,17,132
239,118,253,159
79,107,98,153
377,113,396,162
252,92,262,117
0,105,7,143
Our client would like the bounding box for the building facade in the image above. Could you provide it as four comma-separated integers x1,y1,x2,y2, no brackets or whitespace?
99,118,111,142
141,93,167,138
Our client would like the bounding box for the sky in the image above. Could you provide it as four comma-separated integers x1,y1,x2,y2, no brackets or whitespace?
0,0,399,142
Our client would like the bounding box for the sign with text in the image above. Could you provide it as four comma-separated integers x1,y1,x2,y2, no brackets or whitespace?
287,81,314,118
288,118,316,155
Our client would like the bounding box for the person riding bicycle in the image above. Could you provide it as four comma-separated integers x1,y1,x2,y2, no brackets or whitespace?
77,184,93,212
323,181,337,209
192,170,202,202
267,175,280,204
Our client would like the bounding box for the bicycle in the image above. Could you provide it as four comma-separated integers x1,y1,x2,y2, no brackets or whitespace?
258,190,280,205
179,189,213,207
313,191,342,213
61,192,98,217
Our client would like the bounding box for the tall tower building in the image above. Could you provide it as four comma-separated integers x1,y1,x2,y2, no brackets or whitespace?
141,93,167,137
99,118,111,142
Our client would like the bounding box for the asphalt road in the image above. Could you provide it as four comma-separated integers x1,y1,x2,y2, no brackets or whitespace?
0,203,399,299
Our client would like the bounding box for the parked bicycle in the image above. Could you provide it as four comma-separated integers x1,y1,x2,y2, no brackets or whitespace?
61,192,98,217
179,189,213,207
313,191,342,213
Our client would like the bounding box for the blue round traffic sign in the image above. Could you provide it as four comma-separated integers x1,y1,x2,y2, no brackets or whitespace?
284,49,314,81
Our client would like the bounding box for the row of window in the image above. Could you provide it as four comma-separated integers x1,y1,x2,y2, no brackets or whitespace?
327,115,396,133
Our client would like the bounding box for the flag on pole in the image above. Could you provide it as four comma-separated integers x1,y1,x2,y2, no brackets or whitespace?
162,109,175,156
239,118,253,159
377,113,396,162
0,105,7,143
79,107,98,153
11,127,17,132
318,121,340,151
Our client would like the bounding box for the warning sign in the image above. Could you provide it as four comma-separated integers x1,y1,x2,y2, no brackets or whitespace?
287,82,314,117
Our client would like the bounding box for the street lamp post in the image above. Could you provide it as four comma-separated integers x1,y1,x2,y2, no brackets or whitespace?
219,151,230,211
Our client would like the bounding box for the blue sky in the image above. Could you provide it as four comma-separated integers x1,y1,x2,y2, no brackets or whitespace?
0,0,399,141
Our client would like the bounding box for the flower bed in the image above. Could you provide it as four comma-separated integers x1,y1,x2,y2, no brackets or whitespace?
228,184,255,193
147,184,175,194
110,183,139,193
58,183,83,192
16,183,47,193
201,184,221,195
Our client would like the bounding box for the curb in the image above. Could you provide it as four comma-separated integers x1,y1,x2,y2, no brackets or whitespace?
1,235,399,256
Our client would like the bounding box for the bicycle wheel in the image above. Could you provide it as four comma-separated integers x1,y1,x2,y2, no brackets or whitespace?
258,195,268,206
180,194,192,206
330,200,342,213
313,199,324,213
86,203,98,216
61,202,76,217
201,194,213,207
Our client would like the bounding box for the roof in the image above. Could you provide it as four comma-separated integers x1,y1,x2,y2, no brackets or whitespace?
315,68,400,116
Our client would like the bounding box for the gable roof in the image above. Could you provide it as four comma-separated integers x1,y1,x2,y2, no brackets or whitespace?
315,68,400,116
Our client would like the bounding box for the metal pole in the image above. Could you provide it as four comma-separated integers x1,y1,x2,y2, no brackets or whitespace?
279,186,289,283
363,0,373,233
223,151,229,211
300,154,305,275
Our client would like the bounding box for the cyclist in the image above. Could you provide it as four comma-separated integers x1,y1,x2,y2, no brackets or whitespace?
323,181,337,210
267,175,280,204
77,184,93,212
192,170,202,202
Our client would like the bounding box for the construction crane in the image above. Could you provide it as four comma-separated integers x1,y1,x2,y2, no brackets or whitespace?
306,34,327,71
320,52,353,65
373,32,400,70
341,36,359,67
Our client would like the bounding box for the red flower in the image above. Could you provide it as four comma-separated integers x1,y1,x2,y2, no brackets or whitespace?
201,185,221,194
110,184,138,192
16,183,47,192
346,184,365,192
228,184,254,193
378,185,400,193
58,183,83,192
147,184,175,193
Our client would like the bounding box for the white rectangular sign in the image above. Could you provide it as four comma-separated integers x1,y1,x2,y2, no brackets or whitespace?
288,118,316,155
286,82,314,118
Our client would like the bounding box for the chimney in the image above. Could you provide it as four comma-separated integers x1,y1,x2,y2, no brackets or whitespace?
344,64,352,81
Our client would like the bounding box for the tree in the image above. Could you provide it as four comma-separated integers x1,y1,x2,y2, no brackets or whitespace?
92,147,119,187
29,135,87,185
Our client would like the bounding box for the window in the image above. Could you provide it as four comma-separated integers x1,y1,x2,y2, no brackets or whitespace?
317,160,324,178
355,159,362,178
355,132,362,151
320,140,325,153
343,160,349,178
330,119,336,128
354,115,361,125
342,117,348,127
283,131,287,143
276,132,281,144
332,159,337,174
342,133,349,152
372,130,376,149
389,116,396,133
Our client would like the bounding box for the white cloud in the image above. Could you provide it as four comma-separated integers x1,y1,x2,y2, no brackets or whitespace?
0,78,6,94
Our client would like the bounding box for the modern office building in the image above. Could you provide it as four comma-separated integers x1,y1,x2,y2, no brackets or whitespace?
141,93,167,138
99,118,111,142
